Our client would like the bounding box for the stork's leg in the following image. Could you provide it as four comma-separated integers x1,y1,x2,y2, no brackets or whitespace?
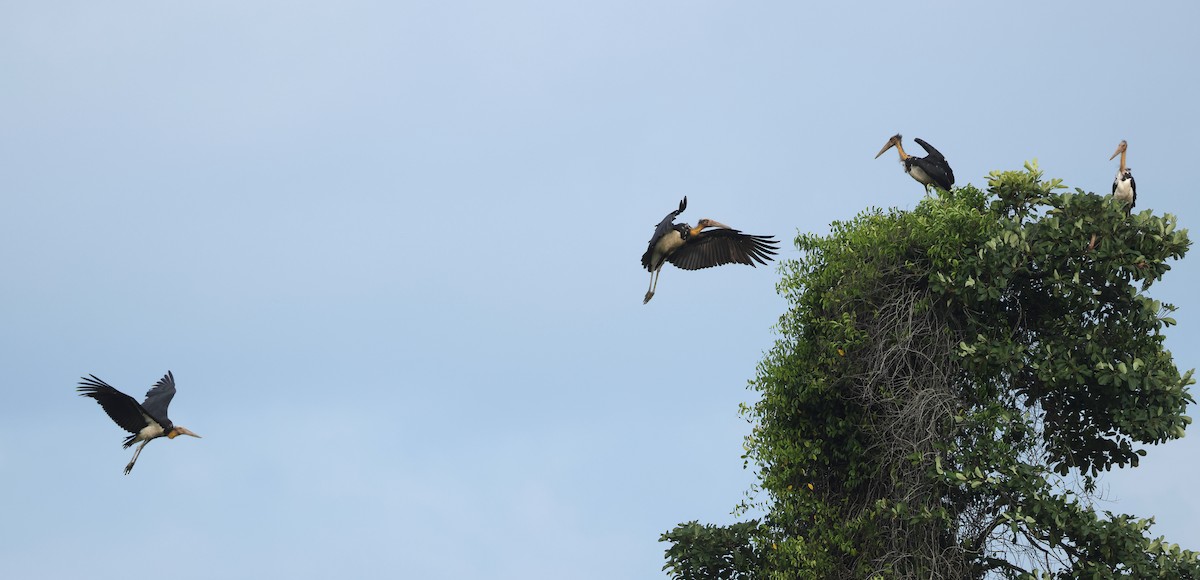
644,269,660,304
125,440,149,475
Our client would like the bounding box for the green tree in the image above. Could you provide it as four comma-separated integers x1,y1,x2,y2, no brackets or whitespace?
663,164,1199,578
661,520,762,579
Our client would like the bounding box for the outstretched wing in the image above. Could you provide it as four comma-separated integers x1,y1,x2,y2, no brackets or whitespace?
140,371,177,424
642,197,688,269
913,138,947,161
666,229,779,271
647,197,687,245
78,375,151,435
912,138,954,189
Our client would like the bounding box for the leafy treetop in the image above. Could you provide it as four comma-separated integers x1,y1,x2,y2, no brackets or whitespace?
665,164,1197,579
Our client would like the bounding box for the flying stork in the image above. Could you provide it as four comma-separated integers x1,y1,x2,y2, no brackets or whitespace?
875,134,955,194
78,371,200,474
641,196,779,303
1110,140,1136,213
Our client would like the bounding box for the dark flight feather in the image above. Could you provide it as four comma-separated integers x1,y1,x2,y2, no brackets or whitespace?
666,229,779,271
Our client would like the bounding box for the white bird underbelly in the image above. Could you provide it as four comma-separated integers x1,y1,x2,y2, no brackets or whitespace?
1113,176,1134,204
650,231,685,269
137,416,165,442
907,164,933,186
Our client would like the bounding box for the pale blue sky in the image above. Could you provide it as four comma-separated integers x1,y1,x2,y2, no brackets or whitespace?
2,2,1198,578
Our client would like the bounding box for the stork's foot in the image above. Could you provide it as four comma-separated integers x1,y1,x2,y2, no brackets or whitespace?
124,461,136,475
643,290,655,304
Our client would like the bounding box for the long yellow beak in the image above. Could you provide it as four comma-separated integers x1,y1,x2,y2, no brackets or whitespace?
1110,141,1127,161
170,426,202,439
876,136,906,160
690,219,731,236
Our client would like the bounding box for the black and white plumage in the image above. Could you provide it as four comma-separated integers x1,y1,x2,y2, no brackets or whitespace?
640,196,779,303
875,134,955,194
78,371,200,474
1110,140,1137,213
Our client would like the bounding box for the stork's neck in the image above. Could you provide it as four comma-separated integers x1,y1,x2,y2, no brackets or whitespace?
1119,149,1127,172
894,141,910,161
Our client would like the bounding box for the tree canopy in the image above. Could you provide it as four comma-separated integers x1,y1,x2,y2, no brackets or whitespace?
662,164,1198,579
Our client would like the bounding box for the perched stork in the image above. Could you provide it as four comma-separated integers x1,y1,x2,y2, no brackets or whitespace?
641,196,779,303
875,134,955,194
78,371,200,474
1110,140,1136,213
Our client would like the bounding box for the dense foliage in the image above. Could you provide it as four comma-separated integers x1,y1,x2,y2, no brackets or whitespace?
663,165,1198,578
661,520,762,579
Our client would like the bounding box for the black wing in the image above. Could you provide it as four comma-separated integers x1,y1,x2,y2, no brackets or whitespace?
913,138,947,161
666,229,779,271
140,371,177,424
641,197,688,269
1130,175,1136,209
78,375,151,435
910,157,955,190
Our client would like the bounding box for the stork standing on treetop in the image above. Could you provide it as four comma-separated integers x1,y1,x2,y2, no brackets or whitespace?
78,371,201,474
641,196,779,303
875,134,955,194
1110,139,1137,214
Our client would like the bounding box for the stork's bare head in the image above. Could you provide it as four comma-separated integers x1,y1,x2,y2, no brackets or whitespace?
1110,139,1128,161
690,218,731,236
696,218,730,230
875,134,905,159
